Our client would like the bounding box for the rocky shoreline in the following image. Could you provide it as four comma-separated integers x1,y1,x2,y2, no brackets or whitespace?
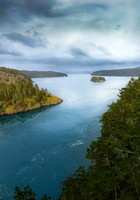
0,97,63,117
90,76,106,82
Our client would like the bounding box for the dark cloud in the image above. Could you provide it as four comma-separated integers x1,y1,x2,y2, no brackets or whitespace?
69,47,88,57
116,24,121,30
3,32,43,47
17,0,64,18
92,44,111,55
0,47,22,56
33,31,39,37
64,3,108,17
32,57,125,67
1,56,140,73
0,0,108,24
0,0,123,35
25,24,46,36
0,0,62,23
0,0,139,72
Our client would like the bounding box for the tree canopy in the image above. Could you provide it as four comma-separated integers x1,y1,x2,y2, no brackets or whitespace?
90,76,105,82
13,78,140,200
0,80,53,115
14,185,51,200
59,77,140,200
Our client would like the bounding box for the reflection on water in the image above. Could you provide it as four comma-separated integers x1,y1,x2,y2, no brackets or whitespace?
0,105,57,126
0,75,131,200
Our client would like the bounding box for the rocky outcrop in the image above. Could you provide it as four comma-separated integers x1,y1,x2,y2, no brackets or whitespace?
91,76,105,82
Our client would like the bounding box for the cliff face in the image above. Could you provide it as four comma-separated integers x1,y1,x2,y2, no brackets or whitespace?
0,67,31,83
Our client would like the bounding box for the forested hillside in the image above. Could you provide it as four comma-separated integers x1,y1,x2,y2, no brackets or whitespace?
92,66,140,76
0,67,31,82
58,77,140,200
0,67,62,116
21,70,68,78
13,78,140,199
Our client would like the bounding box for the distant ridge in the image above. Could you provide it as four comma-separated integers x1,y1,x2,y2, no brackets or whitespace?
21,70,68,78
92,66,140,77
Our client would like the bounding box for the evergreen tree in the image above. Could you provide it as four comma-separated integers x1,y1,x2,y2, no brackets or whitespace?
59,78,140,200
13,185,51,200
0,80,51,114
13,78,140,200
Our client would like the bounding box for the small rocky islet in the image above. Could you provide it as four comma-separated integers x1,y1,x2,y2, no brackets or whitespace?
90,76,106,82
0,67,62,116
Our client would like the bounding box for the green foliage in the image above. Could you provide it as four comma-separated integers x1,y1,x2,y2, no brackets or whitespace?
59,78,140,200
0,67,24,75
0,67,30,82
0,79,51,114
91,76,105,82
92,66,140,76
0,67,62,115
12,78,139,200
21,70,68,78
13,185,51,200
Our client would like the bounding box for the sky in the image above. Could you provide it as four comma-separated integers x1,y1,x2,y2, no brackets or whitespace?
0,0,140,73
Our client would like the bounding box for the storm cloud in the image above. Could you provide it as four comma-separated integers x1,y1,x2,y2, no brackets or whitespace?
0,48,22,56
69,47,88,57
0,0,140,72
0,0,107,21
3,32,44,47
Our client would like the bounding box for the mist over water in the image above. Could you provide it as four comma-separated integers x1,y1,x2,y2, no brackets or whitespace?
0,74,131,200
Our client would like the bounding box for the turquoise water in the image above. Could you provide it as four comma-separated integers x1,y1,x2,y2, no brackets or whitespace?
0,75,131,199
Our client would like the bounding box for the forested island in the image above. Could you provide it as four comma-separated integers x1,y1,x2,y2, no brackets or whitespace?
21,70,68,78
91,76,105,82
92,66,140,76
0,67,62,116
14,77,140,199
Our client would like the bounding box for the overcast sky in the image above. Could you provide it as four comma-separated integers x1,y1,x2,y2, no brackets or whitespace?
0,0,140,72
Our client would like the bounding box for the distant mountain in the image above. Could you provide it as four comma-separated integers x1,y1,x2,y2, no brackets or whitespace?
21,70,68,78
92,67,140,76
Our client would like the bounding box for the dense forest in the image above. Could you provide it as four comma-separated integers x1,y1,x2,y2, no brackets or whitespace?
92,66,140,76
21,70,68,78
0,67,62,116
90,76,105,82
59,77,140,200
14,77,140,200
